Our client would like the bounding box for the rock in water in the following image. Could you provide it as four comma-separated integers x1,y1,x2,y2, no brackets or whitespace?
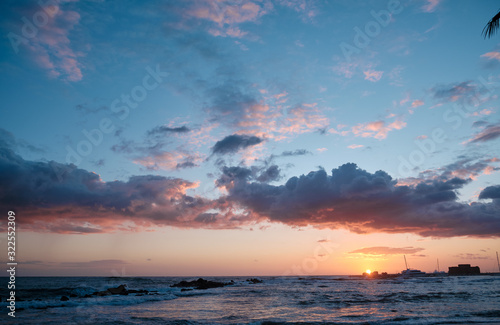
171,278,232,290
60,296,69,301
107,284,127,295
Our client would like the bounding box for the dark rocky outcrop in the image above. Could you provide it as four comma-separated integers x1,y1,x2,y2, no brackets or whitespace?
107,284,127,295
171,278,233,290
89,284,155,297
246,278,263,284
60,296,69,301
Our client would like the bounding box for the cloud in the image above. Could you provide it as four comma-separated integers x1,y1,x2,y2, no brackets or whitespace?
481,52,500,61
0,143,250,233
216,162,500,237
211,134,263,155
348,144,364,149
352,119,406,140
111,129,203,171
422,0,440,13
148,125,191,136
75,103,108,115
133,150,202,170
431,81,484,104
453,253,490,260
363,70,383,82
469,123,500,143
276,0,318,21
256,165,282,183
200,78,329,141
280,149,312,157
185,0,271,38
411,100,424,108
479,185,500,200
10,1,85,81
216,164,282,187
349,246,425,255
472,120,489,128
401,156,500,186
111,140,202,171
2,134,499,237
0,128,44,154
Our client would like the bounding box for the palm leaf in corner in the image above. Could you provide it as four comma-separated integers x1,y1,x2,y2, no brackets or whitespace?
483,9,500,38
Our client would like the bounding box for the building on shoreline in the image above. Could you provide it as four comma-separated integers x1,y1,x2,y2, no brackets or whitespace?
448,264,480,275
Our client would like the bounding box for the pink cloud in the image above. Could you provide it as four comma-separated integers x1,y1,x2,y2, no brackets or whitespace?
422,0,440,13
133,151,203,171
399,92,410,106
233,92,329,140
276,0,317,21
363,69,384,82
472,108,493,116
411,99,424,108
352,119,406,140
23,2,84,82
186,0,270,38
349,246,424,256
481,51,500,61
332,61,359,78
347,144,364,149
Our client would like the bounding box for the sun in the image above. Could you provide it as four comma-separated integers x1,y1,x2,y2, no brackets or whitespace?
365,269,371,275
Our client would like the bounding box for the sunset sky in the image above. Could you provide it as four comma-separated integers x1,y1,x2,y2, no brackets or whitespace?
0,0,499,276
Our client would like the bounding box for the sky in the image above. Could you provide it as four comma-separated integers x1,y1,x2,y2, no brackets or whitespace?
0,0,499,276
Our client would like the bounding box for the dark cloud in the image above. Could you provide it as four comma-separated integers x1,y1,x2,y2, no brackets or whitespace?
431,81,482,103
211,134,263,155
469,123,500,143
204,80,262,127
147,125,190,136
217,163,500,237
0,144,239,233
349,246,425,255
1,134,499,237
472,120,488,128
92,159,105,167
75,103,108,115
216,164,281,187
176,161,197,169
256,165,281,183
280,149,312,157
479,185,500,200
415,156,499,181
0,128,44,154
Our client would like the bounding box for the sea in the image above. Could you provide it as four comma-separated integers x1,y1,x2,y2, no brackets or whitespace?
1,275,500,324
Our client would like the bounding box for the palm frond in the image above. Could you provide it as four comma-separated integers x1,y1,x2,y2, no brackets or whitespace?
483,9,500,39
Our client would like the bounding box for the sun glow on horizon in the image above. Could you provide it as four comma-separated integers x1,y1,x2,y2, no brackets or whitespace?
366,269,371,274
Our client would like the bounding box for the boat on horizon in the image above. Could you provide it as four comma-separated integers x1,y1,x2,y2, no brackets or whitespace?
400,268,427,277
432,258,447,276
400,255,427,278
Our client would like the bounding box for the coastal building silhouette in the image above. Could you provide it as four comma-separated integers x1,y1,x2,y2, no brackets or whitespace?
448,264,480,275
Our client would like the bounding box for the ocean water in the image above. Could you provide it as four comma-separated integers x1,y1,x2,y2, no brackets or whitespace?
1,275,500,324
